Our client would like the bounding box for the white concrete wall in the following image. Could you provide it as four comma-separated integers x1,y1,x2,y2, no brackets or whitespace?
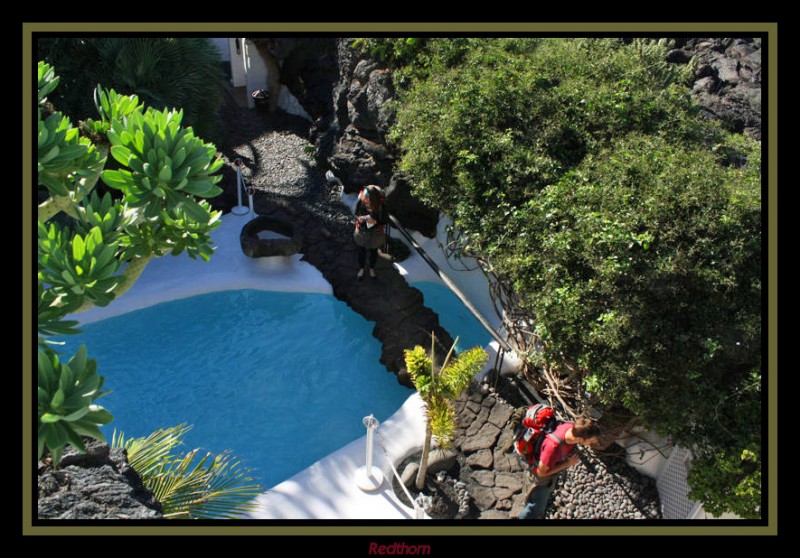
277,84,313,121
243,38,269,109
390,213,503,334
689,503,741,520
616,427,672,480
229,38,247,87
617,432,745,520
231,39,311,121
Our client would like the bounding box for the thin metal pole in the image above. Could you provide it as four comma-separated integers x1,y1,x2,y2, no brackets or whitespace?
236,167,244,207
375,429,424,519
364,415,377,474
388,214,512,353
231,158,249,215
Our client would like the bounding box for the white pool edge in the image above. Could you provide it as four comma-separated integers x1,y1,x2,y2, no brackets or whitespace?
73,213,509,520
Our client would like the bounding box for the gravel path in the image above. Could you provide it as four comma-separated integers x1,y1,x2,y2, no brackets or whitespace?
546,446,661,520
432,379,664,520
214,94,335,213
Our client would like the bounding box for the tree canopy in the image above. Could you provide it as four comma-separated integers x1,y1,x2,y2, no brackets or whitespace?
377,37,762,518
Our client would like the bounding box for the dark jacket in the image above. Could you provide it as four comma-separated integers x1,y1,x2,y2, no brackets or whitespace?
354,190,388,234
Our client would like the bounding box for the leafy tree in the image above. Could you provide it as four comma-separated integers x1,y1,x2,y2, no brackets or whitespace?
352,37,427,67
389,38,762,517
404,336,488,491
112,424,263,519
38,38,226,142
37,60,223,465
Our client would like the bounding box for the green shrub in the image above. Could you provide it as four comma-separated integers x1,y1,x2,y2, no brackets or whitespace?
37,61,223,465
37,345,112,466
405,335,487,490
38,38,226,142
389,38,762,517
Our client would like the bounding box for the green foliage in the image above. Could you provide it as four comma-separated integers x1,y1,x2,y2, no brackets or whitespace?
37,345,112,465
38,281,80,338
38,105,104,197
524,135,761,449
353,37,478,84
84,87,145,136
688,448,761,519
426,396,456,445
36,62,223,466
442,346,489,395
404,345,433,397
687,369,761,519
38,38,226,142
38,61,59,104
405,337,488,449
352,37,426,67
38,219,122,311
390,38,761,516
103,106,223,220
113,424,263,519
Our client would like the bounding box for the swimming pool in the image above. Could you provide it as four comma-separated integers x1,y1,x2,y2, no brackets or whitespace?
55,283,492,491
57,289,411,490
412,281,493,354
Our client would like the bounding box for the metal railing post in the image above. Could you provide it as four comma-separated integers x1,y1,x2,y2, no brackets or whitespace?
231,158,249,215
354,415,384,492
247,186,255,217
373,429,427,519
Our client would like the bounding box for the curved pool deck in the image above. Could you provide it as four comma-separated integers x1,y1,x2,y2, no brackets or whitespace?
74,213,498,520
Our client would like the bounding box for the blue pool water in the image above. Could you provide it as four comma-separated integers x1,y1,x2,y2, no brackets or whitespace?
55,283,492,491
57,289,412,490
411,281,493,353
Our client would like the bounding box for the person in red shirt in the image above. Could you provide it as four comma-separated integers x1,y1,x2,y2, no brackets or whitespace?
518,417,601,519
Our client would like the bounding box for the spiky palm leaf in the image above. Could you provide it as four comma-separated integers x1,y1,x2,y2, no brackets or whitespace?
427,397,457,449
441,346,488,399
405,345,433,397
112,424,263,519
404,335,488,489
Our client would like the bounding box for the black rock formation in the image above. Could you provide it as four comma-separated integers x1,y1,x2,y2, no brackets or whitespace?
667,37,762,139
38,439,163,520
385,173,440,239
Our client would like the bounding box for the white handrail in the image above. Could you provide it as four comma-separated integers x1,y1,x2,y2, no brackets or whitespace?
375,429,426,519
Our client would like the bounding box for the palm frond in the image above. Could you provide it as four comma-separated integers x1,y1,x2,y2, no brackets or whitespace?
38,37,225,141
114,423,191,478
442,346,488,398
428,399,457,449
112,424,263,519
184,452,262,519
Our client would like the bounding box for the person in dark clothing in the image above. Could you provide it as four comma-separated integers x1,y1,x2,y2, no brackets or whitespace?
353,185,388,280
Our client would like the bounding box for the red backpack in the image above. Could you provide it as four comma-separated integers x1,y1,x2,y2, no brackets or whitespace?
513,403,564,473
